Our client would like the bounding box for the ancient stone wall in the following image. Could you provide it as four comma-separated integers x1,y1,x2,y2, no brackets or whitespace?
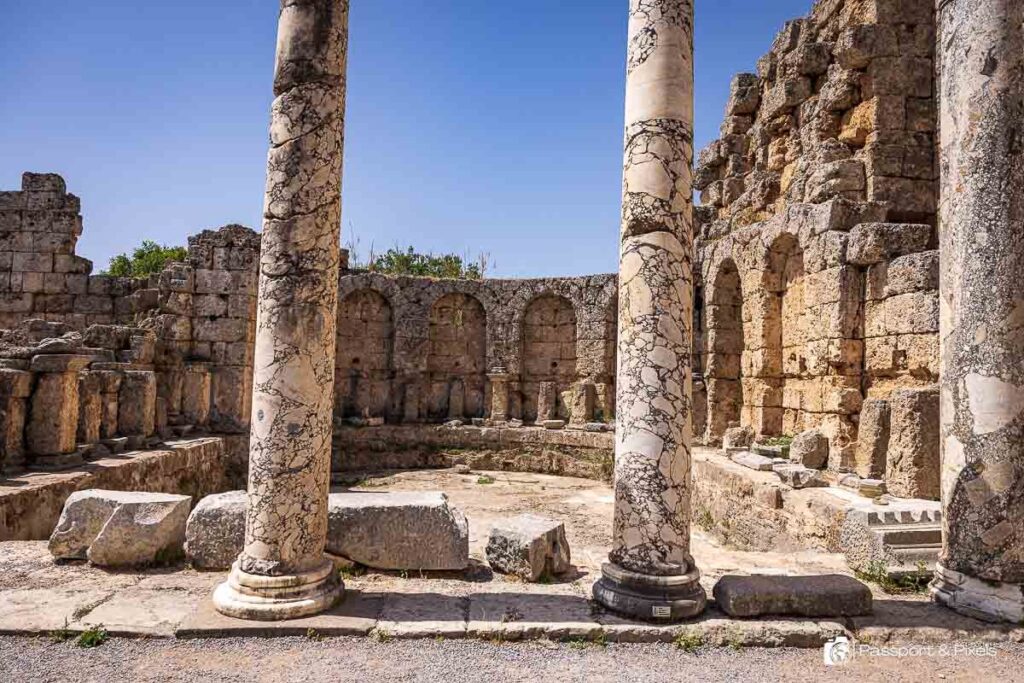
334,270,618,427
694,0,941,499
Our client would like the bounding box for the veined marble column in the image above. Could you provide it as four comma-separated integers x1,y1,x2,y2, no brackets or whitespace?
931,0,1024,624
593,0,705,621
214,0,349,620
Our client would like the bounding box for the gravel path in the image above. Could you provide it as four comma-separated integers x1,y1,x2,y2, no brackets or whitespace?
1,636,1021,683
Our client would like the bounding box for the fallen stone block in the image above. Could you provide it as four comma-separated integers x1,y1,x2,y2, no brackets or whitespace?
773,463,828,489
723,425,754,450
49,489,191,567
790,429,828,469
730,451,775,471
542,420,565,430
327,491,469,571
486,514,571,581
713,574,872,617
185,491,247,570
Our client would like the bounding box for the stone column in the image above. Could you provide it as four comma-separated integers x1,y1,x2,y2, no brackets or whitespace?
488,370,510,422
593,0,705,621
214,0,349,621
931,0,1024,623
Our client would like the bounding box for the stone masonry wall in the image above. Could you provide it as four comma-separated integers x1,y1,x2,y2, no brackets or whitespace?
694,0,941,499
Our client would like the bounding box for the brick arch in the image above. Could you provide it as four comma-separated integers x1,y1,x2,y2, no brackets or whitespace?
335,288,394,421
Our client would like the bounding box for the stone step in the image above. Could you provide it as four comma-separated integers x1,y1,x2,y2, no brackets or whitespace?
874,525,942,547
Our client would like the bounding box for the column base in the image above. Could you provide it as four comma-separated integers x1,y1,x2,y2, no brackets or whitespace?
593,561,706,622
931,562,1024,624
213,557,343,621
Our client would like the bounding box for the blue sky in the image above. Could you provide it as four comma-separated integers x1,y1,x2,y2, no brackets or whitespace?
0,0,812,277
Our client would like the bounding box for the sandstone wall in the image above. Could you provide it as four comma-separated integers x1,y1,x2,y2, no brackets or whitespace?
694,0,941,496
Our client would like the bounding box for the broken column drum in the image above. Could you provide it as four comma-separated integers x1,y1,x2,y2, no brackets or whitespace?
931,0,1024,624
593,0,706,621
214,0,349,620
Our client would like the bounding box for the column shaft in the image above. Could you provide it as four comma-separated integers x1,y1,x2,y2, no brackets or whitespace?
593,0,705,622
215,0,349,620
932,0,1024,623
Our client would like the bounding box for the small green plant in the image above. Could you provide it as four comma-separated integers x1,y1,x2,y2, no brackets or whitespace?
50,617,73,644
76,625,108,649
476,475,496,485
674,630,703,652
593,630,608,648
306,628,324,642
338,564,367,580
500,607,522,624
696,508,715,532
760,435,793,447
568,637,589,650
370,628,392,643
399,569,409,580
854,559,932,594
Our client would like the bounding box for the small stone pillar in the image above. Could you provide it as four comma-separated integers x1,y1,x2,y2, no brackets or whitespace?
0,369,31,474
568,381,596,426
448,378,465,420
182,364,212,427
118,371,157,444
27,354,91,470
593,0,706,621
932,0,1024,623
95,370,122,439
488,370,510,422
537,381,557,422
402,378,421,423
214,0,349,621
77,372,102,446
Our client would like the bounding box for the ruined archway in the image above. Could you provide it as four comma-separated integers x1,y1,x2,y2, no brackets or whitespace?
335,289,394,421
760,233,805,437
426,292,487,420
705,258,744,444
521,294,578,423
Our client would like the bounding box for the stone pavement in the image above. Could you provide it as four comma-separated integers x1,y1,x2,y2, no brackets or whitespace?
0,469,1022,645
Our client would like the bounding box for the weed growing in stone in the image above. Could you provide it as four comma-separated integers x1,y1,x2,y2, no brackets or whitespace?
49,617,73,644
674,631,703,652
76,626,108,648
476,475,496,485
855,559,932,594
306,628,324,641
370,628,392,643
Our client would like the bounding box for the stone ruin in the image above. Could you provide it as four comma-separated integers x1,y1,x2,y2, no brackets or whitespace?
0,0,1021,629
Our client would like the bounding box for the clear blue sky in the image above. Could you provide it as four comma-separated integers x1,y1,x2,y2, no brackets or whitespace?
0,0,812,278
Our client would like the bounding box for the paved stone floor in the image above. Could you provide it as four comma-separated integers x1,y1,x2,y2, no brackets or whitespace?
1,468,1022,647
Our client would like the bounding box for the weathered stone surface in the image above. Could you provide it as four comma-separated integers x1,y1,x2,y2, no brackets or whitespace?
723,425,755,450
27,371,78,456
184,491,246,570
326,491,468,571
856,399,890,479
846,223,932,266
773,463,827,489
48,489,191,567
789,429,828,469
118,371,156,437
731,451,774,471
886,386,939,500
713,574,872,617
486,514,570,581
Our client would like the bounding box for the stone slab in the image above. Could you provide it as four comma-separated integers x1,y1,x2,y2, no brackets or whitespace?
467,592,601,641
730,451,775,471
0,587,113,634
78,587,204,637
713,574,873,617
175,589,383,638
377,592,468,639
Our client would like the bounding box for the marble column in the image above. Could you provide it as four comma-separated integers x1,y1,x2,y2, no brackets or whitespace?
931,0,1024,623
593,0,705,621
214,0,349,620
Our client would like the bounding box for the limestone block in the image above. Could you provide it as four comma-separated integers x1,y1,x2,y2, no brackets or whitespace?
773,463,828,489
566,381,595,425
181,365,212,426
722,425,754,450
846,223,932,266
27,372,80,456
0,369,30,472
856,399,891,479
760,76,813,119
884,251,939,296
789,429,828,469
326,491,469,570
48,489,191,567
835,24,898,70
118,371,156,437
77,372,102,445
806,160,866,203
485,514,571,582
886,386,940,500
884,291,939,335
730,451,774,471
184,490,246,570
713,574,872,617
726,73,760,116
537,381,557,422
